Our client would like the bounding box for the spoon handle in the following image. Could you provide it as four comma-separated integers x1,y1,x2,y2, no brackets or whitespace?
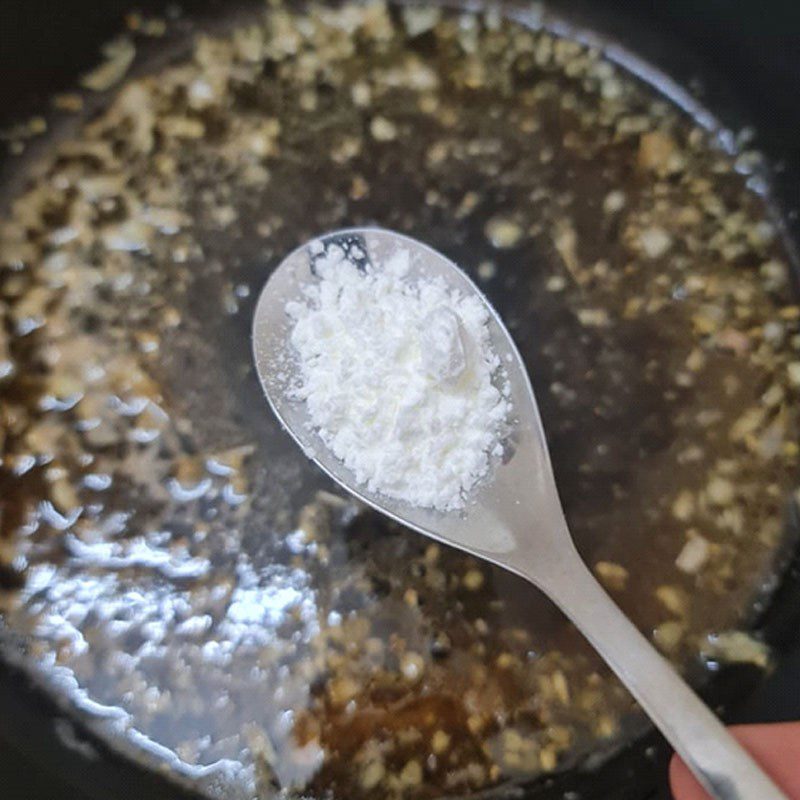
537,549,788,800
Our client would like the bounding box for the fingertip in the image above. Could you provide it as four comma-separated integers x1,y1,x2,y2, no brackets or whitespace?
669,752,709,800
668,723,800,799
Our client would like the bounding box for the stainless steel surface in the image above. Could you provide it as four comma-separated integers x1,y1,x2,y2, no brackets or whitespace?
252,227,788,800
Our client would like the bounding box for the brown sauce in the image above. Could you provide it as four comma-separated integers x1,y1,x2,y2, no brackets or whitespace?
0,3,798,798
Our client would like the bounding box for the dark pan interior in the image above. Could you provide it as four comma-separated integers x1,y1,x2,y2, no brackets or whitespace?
0,2,799,799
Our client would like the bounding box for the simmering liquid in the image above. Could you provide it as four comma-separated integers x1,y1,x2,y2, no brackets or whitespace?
0,3,798,798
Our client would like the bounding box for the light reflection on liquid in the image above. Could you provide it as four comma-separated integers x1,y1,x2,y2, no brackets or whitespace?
6,530,325,797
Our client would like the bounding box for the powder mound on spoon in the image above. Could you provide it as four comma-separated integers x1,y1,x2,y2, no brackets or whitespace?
286,242,510,511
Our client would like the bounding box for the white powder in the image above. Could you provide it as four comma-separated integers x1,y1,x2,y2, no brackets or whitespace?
286,243,509,511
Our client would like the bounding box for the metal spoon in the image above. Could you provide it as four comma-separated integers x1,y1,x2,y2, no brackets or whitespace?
252,227,786,800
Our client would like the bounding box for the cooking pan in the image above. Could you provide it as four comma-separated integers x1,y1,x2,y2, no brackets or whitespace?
0,1,799,799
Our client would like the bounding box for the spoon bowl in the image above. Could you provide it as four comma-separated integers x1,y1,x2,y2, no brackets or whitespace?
253,227,787,800
253,228,556,562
